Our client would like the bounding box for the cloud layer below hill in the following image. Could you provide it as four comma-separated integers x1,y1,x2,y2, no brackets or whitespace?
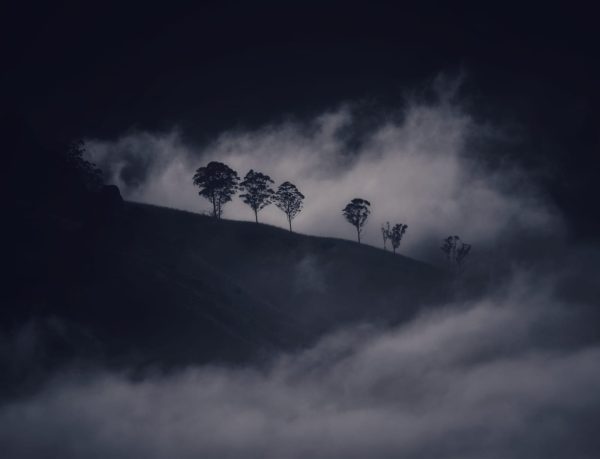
2,269,599,459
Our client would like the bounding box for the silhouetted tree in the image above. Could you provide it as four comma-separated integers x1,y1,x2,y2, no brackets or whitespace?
65,140,103,191
239,169,275,223
441,235,471,270
381,222,391,250
389,223,408,254
273,181,304,232
342,198,371,243
193,161,240,219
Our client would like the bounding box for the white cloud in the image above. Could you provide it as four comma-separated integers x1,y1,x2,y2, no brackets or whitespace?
1,273,598,459
86,93,563,259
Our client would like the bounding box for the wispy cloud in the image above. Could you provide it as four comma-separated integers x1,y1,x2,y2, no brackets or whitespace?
1,271,598,458
86,89,563,259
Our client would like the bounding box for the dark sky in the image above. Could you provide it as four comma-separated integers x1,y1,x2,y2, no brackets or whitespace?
2,1,599,237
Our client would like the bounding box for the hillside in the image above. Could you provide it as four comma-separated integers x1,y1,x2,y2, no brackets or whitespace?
4,201,447,391
128,203,446,329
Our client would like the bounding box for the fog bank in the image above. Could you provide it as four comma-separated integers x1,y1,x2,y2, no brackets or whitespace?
2,271,599,459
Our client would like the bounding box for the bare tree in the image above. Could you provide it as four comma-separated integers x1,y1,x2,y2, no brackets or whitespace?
192,161,239,219
342,198,371,243
239,169,275,223
389,223,408,254
381,222,391,250
273,181,304,232
441,235,471,270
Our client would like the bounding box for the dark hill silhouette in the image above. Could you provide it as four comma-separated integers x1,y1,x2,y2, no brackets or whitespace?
128,203,445,333
4,201,447,392
2,117,448,396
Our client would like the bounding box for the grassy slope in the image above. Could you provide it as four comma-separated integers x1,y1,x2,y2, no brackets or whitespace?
5,202,448,375
110,203,447,357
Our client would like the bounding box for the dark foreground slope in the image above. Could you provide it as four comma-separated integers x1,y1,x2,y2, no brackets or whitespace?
130,203,445,332
3,201,447,394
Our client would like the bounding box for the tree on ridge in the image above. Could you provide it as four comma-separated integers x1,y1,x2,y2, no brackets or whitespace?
382,222,391,250
441,235,471,270
239,169,275,223
342,198,371,243
273,181,304,232
193,161,239,219
389,223,408,254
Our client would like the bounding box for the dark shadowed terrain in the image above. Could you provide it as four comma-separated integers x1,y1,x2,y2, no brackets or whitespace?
3,196,447,397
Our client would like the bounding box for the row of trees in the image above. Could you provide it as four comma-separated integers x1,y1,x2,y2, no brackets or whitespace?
340,199,409,255
192,161,471,265
441,235,471,269
193,162,304,231
382,222,408,254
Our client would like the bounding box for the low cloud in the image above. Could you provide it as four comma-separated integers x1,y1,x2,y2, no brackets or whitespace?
86,91,563,259
46,86,598,458
1,272,599,459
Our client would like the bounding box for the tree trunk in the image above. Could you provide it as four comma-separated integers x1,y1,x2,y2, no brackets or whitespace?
254,209,258,223
288,216,292,232
357,226,361,244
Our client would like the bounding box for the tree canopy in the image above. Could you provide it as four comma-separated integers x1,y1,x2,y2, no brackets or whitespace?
239,169,275,223
342,198,371,243
65,140,103,192
441,235,471,270
273,181,305,232
193,161,240,219
389,223,408,254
